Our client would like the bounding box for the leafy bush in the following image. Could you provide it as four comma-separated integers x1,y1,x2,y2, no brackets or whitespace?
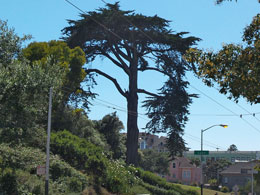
134,168,198,195
141,182,180,195
220,186,229,193
51,130,108,178
0,143,88,194
127,185,151,194
0,168,18,194
208,179,218,190
104,161,140,194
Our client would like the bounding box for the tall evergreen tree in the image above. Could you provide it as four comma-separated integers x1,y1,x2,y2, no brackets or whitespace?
62,3,199,164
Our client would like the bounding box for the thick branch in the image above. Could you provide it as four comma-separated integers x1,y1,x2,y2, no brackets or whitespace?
110,45,130,75
101,52,127,71
85,68,127,98
138,67,173,78
114,44,131,62
121,40,132,59
137,88,160,97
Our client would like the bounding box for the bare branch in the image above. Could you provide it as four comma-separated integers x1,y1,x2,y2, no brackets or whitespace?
137,88,160,97
85,68,128,98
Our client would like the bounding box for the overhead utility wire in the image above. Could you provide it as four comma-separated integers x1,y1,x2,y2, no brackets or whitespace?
188,82,260,134
99,0,260,121
100,0,158,43
60,85,229,151
212,86,260,123
184,133,225,150
65,0,260,120
64,0,260,148
93,97,228,149
184,134,225,150
64,0,125,42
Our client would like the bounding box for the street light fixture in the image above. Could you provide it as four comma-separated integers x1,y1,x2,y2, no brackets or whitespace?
200,124,228,195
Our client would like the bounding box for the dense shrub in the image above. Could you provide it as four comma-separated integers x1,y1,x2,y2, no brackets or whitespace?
51,130,108,177
104,161,140,194
0,168,18,194
0,143,88,194
134,168,198,195
220,186,229,193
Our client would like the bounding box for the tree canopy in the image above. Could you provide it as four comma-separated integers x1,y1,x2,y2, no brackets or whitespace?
227,144,238,151
62,2,199,165
185,14,260,104
22,40,90,108
94,112,126,160
0,20,31,66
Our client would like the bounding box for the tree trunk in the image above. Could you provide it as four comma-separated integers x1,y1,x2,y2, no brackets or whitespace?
126,51,139,165
126,91,139,165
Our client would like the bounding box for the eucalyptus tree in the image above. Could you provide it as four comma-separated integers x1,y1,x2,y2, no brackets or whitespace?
63,3,199,165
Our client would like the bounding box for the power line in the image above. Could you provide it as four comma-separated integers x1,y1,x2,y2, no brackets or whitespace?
60,86,240,151
188,82,260,134
64,0,260,150
212,85,260,123
64,0,126,42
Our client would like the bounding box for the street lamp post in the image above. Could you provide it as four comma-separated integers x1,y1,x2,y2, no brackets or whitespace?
200,124,228,195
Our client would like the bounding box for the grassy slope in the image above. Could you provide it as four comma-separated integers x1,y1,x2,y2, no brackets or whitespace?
176,184,231,195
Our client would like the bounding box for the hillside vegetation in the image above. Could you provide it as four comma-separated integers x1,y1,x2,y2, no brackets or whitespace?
0,19,198,195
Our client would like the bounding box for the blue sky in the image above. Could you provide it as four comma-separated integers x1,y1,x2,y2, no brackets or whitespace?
1,0,259,151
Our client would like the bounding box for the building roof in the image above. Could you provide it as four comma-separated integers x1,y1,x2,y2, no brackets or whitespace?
220,161,259,175
176,157,197,168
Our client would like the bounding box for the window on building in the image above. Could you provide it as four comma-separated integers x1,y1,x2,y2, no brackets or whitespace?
182,170,191,179
224,177,228,184
172,173,176,178
172,163,176,168
241,169,250,174
140,141,146,150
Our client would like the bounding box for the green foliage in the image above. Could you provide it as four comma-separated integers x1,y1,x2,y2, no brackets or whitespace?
22,40,89,108
95,112,126,160
239,180,260,195
220,186,229,193
51,130,108,177
204,159,231,181
134,168,198,195
127,185,151,194
208,179,218,190
52,106,108,149
216,0,259,4
63,2,200,164
104,161,140,194
189,157,201,167
0,58,65,147
227,144,238,151
0,143,88,194
0,20,31,66
138,149,170,175
0,168,18,194
185,14,260,104
255,162,260,185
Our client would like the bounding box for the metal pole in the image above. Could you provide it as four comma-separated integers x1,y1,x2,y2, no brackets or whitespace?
45,87,52,195
251,164,254,195
201,129,203,195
